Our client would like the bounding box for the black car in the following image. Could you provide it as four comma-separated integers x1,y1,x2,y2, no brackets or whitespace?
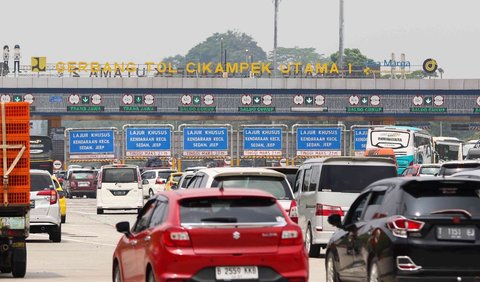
325,176,480,281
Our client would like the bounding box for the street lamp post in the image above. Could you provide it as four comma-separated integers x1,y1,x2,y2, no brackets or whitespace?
273,0,281,78
338,0,345,72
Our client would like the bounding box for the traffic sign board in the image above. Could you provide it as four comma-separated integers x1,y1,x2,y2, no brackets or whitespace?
204,94,214,105
134,96,143,104
13,95,22,102
144,94,154,105
434,95,444,106
181,95,192,105
53,160,62,170
263,95,273,106
293,95,304,105
296,127,342,156
68,94,80,105
243,127,282,150
91,94,102,105
193,96,201,105
81,96,90,104
353,128,369,151
253,96,261,105
370,95,380,106
349,95,359,105
122,94,133,105
125,127,171,156
424,97,432,105
412,96,423,106
69,130,115,154
24,94,35,104
315,95,325,106
361,97,368,105
305,96,313,105
183,127,228,151
241,95,252,105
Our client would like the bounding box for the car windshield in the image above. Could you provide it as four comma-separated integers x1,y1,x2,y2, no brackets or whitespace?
319,165,397,193
72,171,96,180
102,168,138,183
31,174,54,191
158,172,174,179
180,175,193,188
419,167,440,175
173,175,182,182
403,181,480,217
211,176,293,200
180,196,285,224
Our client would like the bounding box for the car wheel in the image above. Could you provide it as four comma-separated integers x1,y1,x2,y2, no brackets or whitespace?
61,215,66,224
11,246,26,278
326,252,341,282
49,225,62,243
148,189,154,197
97,208,104,215
368,258,380,282
113,262,122,282
305,225,320,257
146,267,155,282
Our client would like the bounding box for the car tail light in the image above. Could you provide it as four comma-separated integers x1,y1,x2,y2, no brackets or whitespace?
69,181,76,188
155,178,166,185
396,256,422,271
163,227,191,247
37,189,58,205
288,200,298,223
280,227,303,246
315,204,344,217
387,216,424,238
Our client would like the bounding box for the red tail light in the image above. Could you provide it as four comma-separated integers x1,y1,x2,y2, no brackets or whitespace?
280,227,303,246
37,189,58,205
387,216,424,238
315,204,344,217
155,178,166,185
288,200,298,223
163,227,191,247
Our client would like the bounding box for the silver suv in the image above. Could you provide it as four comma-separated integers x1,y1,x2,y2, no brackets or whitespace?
29,169,62,242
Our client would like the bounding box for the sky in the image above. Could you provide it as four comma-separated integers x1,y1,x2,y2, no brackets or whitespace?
3,0,480,78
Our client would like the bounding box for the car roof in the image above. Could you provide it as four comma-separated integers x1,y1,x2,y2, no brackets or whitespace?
451,169,480,177
142,168,176,173
302,156,396,165
363,176,480,192
158,188,278,200
101,164,139,169
196,167,287,178
440,160,480,167
30,169,52,175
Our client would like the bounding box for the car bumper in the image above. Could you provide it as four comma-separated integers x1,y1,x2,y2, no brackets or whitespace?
151,247,308,281
30,222,59,233
313,230,334,245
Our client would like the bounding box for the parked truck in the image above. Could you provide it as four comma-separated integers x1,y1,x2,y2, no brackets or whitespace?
0,102,31,277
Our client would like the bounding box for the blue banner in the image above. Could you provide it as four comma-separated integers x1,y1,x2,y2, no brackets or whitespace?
354,128,369,151
244,128,282,150
296,127,341,150
69,130,115,154
183,127,228,151
125,127,171,151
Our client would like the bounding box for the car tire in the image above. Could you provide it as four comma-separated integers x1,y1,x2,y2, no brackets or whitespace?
326,252,342,282
11,246,26,278
146,267,155,282
368,258,380,282
61,215,66,224
148,189,154,197
49,225,62,243
113,261,122,282
97,208,104,215
305,225,321,257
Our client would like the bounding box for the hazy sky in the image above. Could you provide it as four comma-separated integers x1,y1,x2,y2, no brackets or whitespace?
3,0,479,78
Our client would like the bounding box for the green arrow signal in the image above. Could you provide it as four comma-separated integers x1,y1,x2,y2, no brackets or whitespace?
361,98,368,104
14,96,21,102
305,97,313,104
425,97,432,104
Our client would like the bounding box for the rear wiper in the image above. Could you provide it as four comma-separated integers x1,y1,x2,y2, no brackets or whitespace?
430,209,472,219
201,217,237,223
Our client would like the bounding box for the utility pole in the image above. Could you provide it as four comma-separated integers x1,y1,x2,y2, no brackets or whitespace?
273,0,280,77
338,0,345,72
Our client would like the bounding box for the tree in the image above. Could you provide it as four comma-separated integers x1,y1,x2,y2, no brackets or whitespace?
329,48,376,68
405,70,438,79
267,47,328,66
162,55,186,69
184,30,267,63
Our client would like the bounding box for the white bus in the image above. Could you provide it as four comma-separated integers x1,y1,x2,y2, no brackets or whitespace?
367,126,434,174
432,136,463,163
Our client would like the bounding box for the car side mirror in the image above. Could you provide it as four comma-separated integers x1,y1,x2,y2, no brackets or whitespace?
116,221,131,237
142,179,149,185
328,214,342,228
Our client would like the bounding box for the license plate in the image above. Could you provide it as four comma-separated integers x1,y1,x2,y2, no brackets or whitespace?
215,266,258,280
437,226,476,241
111,190,128,196
30,200,35,208
78,182,90,187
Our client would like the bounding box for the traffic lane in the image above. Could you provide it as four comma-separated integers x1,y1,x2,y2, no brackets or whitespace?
309,256,326,282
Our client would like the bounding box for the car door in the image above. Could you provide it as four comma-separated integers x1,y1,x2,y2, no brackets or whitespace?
130,199,157,280
141,171,156,193
296,165,311,233
332,192,370,280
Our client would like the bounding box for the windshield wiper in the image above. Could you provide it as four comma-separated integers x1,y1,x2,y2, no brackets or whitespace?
430,209,472,219
201,217,237,223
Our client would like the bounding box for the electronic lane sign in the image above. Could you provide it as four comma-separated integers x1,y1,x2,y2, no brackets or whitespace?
69,130,115,159
353,128,369,156
183,127,229,157
125,127,171,157
243,127,282,156
296,127,342,157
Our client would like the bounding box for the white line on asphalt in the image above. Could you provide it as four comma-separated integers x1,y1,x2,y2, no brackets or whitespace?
62,238,116,247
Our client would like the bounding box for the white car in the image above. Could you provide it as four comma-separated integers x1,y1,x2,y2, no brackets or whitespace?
140,169,177,198
29,169,62,242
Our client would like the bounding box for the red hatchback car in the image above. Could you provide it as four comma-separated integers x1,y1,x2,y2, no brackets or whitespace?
113,188,308,282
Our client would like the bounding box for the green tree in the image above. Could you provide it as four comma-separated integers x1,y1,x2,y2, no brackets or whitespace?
405,70,438,79
162,54,186,69
268,47,328,65
184,30,267,63
329,48,376,67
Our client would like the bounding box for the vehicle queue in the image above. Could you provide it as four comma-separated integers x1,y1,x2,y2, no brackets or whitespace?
28,125,480,281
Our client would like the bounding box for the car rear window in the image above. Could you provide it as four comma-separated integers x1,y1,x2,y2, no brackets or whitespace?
102,168,138,183
402,181,480,217
179,196,285,224
419,167,440,175
439,164,480,176
72,171,96,180
211,176,293,200
158,171,175,179
319,165,397,193
31,174,54,191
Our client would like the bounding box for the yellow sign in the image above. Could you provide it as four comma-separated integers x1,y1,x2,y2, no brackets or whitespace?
55,61,353,76
31,57,47,72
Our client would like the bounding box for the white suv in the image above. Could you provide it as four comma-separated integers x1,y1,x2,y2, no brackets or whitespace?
96,164,143,214
140,169,177,198
29,169,62,242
